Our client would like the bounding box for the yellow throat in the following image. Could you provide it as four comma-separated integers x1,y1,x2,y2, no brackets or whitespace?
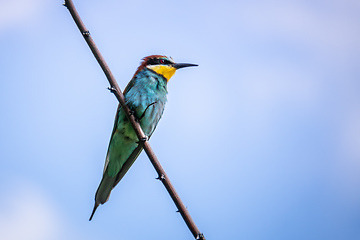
147,65,176,81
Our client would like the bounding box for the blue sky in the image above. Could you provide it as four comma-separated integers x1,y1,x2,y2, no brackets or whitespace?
1,0,360,239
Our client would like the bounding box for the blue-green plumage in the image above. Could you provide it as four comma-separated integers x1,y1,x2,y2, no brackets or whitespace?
106,68,168,177
89,55,197,220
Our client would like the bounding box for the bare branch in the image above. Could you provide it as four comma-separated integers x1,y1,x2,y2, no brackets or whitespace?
63,1,205,239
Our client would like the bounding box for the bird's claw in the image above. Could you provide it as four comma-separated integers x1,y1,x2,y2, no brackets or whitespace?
128,109,141,122
128,109,136,117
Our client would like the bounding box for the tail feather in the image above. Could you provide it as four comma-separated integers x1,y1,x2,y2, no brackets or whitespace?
89,202,99,221
89,173,116,221
89,147,143,220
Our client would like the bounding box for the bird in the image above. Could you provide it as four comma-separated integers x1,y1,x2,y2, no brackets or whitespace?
89,55,197,220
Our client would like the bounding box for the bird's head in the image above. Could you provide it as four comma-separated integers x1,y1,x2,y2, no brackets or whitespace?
134,55,198,81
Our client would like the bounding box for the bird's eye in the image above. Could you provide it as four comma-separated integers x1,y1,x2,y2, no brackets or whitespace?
159,59,165,64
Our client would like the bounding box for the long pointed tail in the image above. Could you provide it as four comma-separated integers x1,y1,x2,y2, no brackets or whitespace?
89,173,116,221
89,202,99,221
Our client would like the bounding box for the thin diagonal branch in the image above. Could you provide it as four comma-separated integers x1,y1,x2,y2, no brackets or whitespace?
63,1,205,239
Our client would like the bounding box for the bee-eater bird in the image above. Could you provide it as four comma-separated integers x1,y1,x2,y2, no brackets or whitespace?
89,55,197,220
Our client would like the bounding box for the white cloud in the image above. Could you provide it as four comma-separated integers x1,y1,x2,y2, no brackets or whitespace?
0,0,47,31
237,0,360,58
0,181,62,240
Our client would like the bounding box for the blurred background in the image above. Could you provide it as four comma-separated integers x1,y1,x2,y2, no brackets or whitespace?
1,0,359,239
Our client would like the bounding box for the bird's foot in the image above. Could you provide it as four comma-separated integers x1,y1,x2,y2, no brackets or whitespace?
128,109,141,122
134,115,141,123
128,109,136,117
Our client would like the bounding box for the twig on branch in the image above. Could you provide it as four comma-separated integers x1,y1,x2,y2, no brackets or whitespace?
63,1,205,239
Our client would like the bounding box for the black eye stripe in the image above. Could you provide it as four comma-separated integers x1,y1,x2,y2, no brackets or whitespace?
163,59,172,64
147,58,171,65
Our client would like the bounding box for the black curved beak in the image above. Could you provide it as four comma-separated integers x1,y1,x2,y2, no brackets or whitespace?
173,63,198,69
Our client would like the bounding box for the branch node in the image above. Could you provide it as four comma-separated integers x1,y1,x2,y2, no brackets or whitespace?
82,30,90,37
63,1,67,8
156,174,165,181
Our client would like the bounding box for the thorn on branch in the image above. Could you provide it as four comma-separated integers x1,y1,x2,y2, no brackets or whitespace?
82,30,90,37
176,206,188,213
136,136,148,146
107,86,117,94
156,174,165,181
140,136,148,142
196,233,205,240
